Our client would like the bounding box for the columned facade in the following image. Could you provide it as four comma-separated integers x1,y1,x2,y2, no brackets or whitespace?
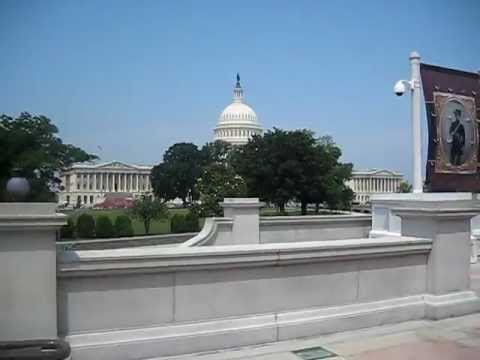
346,169,404,204
58,161,153,207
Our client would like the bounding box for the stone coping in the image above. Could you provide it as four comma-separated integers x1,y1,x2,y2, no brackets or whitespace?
58,236,431,276
371,193,478,202
371,193,480,214
0,202,58,215
0,203,66,230
260,214,372,226
393,208,480,219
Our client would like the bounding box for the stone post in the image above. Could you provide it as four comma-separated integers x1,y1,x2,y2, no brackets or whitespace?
220,198,264,245
391,194,480,318
0,203,66,341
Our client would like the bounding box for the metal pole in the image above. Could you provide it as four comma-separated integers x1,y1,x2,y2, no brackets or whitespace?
410,51,422,193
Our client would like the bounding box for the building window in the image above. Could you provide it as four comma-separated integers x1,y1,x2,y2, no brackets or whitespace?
84,195,87,204
90,195,93,204
77,195,81,205
66,195,70,204
77,183,80,190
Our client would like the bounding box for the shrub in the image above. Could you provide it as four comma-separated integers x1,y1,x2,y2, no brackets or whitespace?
170,214,186,233
130,195,168,235
95,215,115,238
171,211,199,233
60,217,75,239
76,213,95,238
184,211,199,232
115,215,134,237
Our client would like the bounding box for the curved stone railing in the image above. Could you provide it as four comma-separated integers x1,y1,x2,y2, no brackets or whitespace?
259,214,372,244
182,213,372,247
180,217,233,247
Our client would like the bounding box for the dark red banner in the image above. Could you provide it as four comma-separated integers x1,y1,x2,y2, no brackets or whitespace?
420,63,480,192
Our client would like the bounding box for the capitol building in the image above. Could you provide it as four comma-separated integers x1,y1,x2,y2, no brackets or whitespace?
213,74,263,145
347,169,404,204
57,75,403,208
58,161,152,207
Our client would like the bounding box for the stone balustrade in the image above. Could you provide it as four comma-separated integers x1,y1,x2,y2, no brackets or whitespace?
181,198,372,247
1,195,480,360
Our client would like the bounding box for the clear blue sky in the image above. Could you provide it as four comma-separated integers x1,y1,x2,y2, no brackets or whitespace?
1,0,478,181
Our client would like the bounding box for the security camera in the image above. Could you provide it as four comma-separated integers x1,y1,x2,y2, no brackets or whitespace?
393,80,411,96
394,81,406,96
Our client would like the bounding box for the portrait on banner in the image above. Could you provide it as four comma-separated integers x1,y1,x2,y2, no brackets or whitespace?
434,92,478,173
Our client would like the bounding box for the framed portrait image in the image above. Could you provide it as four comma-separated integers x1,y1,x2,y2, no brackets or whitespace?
434,92,478,173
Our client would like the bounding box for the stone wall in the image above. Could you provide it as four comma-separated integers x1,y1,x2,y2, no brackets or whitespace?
182,198,372,247
2,197,480,360
370,193,480,263
58,237,433,359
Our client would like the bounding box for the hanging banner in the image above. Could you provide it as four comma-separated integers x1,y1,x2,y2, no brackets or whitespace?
420,63,480,192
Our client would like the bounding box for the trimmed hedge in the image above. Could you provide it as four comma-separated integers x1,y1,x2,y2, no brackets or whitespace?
95,215,115,238
171,212,199,234
60,217,75,239
114,215,134,237
77,213,95,238
185,211,200,232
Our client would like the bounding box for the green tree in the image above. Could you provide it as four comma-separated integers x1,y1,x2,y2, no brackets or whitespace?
197,163,247,216
0,112,97,201
307,137,354,212
200,140,233,166
60,217,76,239
231,129,296,213
114,215,134,237
171,211,200,233
151,143,202,206
76,213,95,238
232,129,353,214
130,195,168,234
95,215,115,238
398,181,413,193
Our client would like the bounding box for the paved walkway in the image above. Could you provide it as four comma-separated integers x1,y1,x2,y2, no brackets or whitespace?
156,263,480,360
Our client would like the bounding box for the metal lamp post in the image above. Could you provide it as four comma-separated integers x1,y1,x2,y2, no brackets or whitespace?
394,51,423,193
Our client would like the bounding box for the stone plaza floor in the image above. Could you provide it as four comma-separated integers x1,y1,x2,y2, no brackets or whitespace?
155,263,480,360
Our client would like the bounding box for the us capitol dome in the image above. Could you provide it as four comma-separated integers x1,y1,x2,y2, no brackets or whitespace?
213,74,263,145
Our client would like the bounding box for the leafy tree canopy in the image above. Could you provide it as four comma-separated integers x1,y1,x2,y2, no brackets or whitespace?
0,112,97,201
197,162,247,216
130,194,168,234
151,143,202,206
398,181,413,193
200,140,233,166
151,141,233,207
232,128,353,214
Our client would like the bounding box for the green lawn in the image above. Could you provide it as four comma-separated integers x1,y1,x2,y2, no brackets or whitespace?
61,208,190,236
61,206,338,237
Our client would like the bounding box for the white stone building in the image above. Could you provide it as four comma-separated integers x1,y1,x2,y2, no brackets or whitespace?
347,169,404,204
213,74,263,145
58,161,153,207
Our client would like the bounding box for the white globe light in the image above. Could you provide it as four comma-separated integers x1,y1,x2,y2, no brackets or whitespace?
6,169,30,200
